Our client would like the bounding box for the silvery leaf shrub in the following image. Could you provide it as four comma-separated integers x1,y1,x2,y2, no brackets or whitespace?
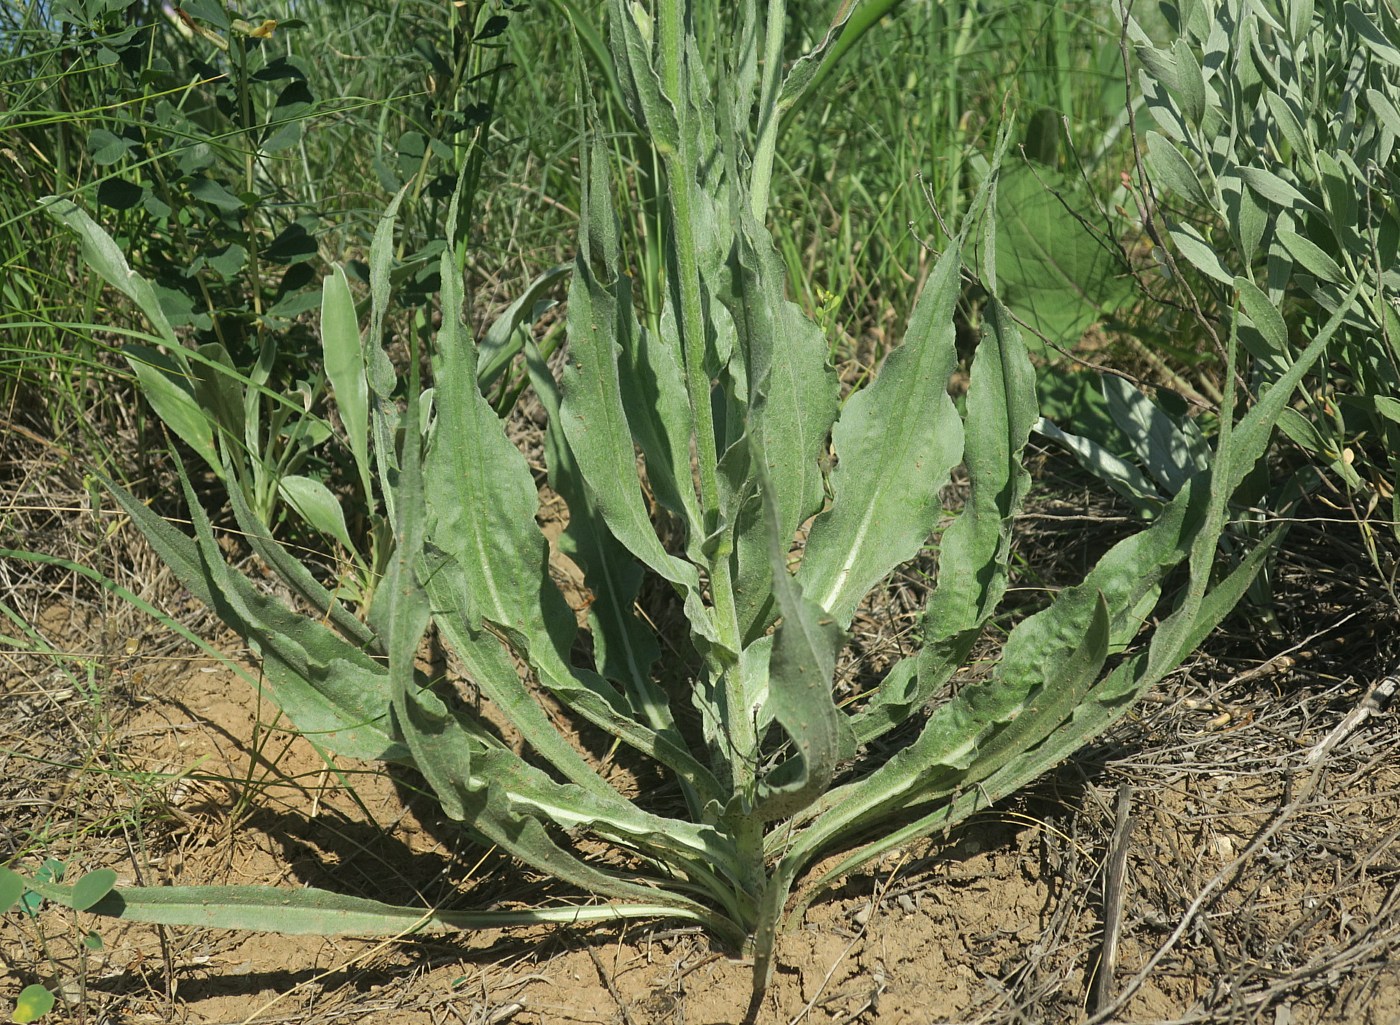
27,0,1331,1011
1126,0,1384,508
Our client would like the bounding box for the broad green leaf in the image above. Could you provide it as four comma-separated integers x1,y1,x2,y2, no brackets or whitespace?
1264,90,1309,157
189,342,248,452
1236,277,1289,354
795,230,963,626
992,163,1134,346
0,867,23,912
366,187,408,522
427,243,716,796
1315,152,1358,247
13,985,53,1024
608,0,679,152
68,868,117,911
321,265,372,500
224,476,374,646
721,195,838,640
1367,88,1400,139
22,877,724,938
1287,0,1315,43
858,299,1037,743
524,343,677,738
1035,415,1164,507
1231,185,1269,270
1374,395,1400,424
621,307,702,539
278,475,357,556
1102,376,1208,494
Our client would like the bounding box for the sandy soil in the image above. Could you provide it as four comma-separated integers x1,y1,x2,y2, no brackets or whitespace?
7,632,1400,1025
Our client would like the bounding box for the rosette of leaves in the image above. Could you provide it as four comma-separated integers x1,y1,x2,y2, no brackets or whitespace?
29,0,1342,1011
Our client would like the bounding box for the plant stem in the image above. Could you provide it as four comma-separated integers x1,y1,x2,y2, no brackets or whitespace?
656,0,762,889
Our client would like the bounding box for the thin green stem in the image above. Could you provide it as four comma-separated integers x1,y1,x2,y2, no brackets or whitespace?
656,0,760,891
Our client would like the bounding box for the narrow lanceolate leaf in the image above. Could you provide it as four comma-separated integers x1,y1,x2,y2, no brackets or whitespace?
399,734,742,938
321,265,372,500
380,337,442,824
856,298,1037,744
104,471,408,763
121,346,219,472
426,249,579,654
559,138,704,597
746,437,845,824
28,880,715,936
224,476,374,648
795,233,965,627
621,310,702,541
608,0,679,151
721,203,838,639
477,262,571,390
427,248,716,797
786,589,1112,867
524,345,675,735
40,197,176,343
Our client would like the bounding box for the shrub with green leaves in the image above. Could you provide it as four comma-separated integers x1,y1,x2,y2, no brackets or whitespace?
20,0,1342,1012
1128,0,1398,523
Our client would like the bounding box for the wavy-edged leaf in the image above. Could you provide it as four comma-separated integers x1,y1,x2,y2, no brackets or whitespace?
795,229,964,626
607,0,678,151
20,877,719,937
721,193,838,640
103,472,407,763
856,298,1037,744
560,136,704,597
427,244,717,798
745,434,845,824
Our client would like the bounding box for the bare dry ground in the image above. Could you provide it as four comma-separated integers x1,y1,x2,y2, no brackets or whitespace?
6,411,1400,1025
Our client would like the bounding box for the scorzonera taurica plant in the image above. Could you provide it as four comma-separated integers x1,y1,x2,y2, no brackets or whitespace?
19,0,1344,1013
